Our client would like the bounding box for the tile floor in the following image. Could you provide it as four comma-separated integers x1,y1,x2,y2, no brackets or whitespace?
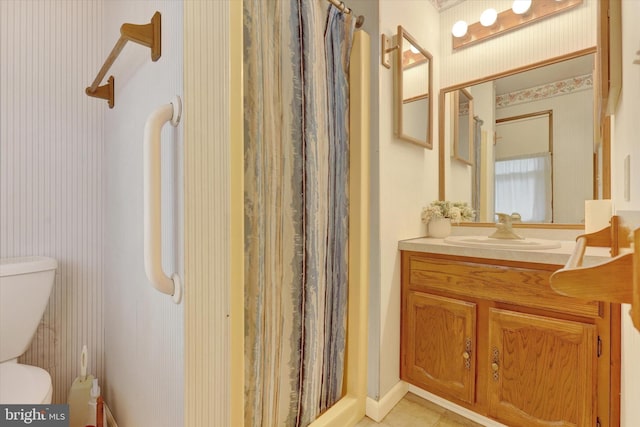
355,393,483,427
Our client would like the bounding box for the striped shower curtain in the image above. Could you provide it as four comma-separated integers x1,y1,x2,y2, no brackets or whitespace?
243,1,356,426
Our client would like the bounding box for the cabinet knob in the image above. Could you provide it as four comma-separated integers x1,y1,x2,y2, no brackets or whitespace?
491,362,499,372
463,339,472,370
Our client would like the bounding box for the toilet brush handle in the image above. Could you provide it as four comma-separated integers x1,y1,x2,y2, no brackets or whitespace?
80,345,88,381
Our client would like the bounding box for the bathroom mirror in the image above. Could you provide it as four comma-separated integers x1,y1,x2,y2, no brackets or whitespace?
394,26,433,148
439,50,601,224
451,88,474,165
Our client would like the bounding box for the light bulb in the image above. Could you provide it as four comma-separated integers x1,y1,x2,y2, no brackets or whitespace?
512,0,532,15
480,8,498,27
409,45,420,54
451,20,468,38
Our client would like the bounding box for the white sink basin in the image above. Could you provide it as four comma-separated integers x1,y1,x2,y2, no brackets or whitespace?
443,236,562,250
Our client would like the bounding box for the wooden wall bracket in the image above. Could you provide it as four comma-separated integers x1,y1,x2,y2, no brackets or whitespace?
550,251,632,303
85,11,161,108
550,216,640,332
632,229,640,330
121,11,161,62
85,76,115,109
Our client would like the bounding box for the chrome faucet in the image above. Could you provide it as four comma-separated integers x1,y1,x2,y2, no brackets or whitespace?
489,213,524,240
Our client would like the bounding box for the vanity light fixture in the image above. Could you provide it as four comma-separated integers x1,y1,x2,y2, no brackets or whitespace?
511,0,532,15
480,8,498,27
452,0,583,50
451,20,468,38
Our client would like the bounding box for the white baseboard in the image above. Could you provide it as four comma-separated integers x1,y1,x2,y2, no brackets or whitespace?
105,403,118,427
365,381,408,422
407,385,508,427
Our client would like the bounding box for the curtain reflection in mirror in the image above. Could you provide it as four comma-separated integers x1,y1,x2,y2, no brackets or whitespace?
495,153,552,222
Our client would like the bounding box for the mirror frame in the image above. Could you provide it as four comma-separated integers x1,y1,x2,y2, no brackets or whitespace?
438,47,606,228
395,25,433,149
452,88,474,165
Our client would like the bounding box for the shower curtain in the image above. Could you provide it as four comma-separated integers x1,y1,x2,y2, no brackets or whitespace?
243,1,356,426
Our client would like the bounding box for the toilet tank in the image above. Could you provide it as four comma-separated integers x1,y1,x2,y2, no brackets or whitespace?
0,257,57,363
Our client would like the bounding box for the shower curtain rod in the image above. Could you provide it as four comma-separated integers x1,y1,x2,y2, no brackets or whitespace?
326,0,365,28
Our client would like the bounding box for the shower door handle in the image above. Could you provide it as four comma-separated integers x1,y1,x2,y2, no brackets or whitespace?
143,96,182,304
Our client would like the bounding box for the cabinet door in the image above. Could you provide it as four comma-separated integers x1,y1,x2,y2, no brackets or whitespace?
402,291,476,403
487,308,596,427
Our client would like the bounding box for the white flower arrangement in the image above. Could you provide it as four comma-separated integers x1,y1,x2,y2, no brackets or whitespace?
421,200,475,224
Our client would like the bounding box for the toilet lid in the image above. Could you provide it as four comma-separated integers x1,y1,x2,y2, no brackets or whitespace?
0,363,52,404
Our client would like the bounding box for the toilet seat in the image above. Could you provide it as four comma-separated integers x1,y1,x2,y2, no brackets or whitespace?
0,362,53,404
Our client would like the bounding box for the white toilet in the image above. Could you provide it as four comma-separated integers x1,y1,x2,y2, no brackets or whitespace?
0,256,57,404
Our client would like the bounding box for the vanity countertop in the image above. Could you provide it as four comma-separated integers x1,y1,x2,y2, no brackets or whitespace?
399,237,613,267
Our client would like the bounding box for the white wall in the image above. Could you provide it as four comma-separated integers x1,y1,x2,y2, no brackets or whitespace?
376,0,441,399
0,0,104,403
102,2,183,426
348,0,441,403
612,1,640,424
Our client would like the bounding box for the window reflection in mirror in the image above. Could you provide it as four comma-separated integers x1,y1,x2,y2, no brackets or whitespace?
495,111,553,222
440,51,596,224
395,26,432,148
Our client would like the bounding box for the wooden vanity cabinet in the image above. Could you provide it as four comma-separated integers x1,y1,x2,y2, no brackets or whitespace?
400,251,614,427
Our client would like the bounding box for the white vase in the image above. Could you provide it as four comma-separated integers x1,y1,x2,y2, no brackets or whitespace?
428,218,452,238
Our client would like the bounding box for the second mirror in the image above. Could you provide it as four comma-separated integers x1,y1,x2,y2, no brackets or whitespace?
394,26,433,148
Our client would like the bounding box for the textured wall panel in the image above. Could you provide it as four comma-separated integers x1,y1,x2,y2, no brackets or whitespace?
184,1,230,426
0,0,104,404
101,1,184,426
